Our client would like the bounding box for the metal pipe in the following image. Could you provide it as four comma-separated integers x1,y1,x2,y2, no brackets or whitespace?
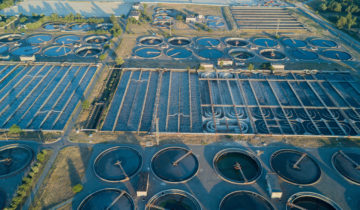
292,153,307,169
172,150,192,166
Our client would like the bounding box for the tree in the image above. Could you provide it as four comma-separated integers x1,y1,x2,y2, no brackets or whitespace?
82,100,90,110
115,57,124,65
320,3,327,11
336,16,347,29
9,124,21,135
332,2,342,12
219,61,224,68
19,16,28,23
72,184,83,193
248,63,254,70
346,12,357,30
99,53,107,61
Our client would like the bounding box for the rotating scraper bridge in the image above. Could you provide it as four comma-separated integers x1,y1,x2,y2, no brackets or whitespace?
101,68,360,137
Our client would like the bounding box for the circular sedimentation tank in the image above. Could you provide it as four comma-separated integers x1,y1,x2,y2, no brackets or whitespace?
214,149,262,184
26,34,52,45
291,49,318,60
151,147,199,182
11,46,41,56
197,37,221,47
55,35,81,45
78,189,134,210
310,39,337,48
320,50,352,61
220,191,274,210
43,46,72,57
260,49,286,60
287,192,340,210
139,36,163,46
197,48,223,59
69,23,92,31
43,22,66,30
94,146,142,182
282,38,307,48
166,48,192,59
208,21,225,28
253,38,278,47
271,149,321,185
229,49,255,60
85,35,109,44
0,44,9,54
225,38,249,47
332,150,360,185
0,144,34,177
168,37,191,46
0,34,21,43
96,23,113,30
135,47,161,58
146,189,201,210
75,46,102,57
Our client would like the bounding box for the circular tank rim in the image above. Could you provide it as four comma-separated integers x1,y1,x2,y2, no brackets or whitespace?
42,45,72,57
84,35,109,44
252,37,278,47
146,189,202,210
165,47,193,59
77,188,134,210
26,33,53,45
270,149,322,186
68,23,94,31
224,37,249,47
0,33,22,43
228,48,255,61
213,148,263,185
331,151,360,185
259,49,286,60
93,146,143,182
290,49,319,60
138,36,164,46
134,47,162,59
167,37,192,46
281,38,307,48
151,146,199,183
74,45,103,57
309,38,338,48
286,192,341,210
196,37,221,47
0,144,34,178
54,34,82,45
219,190,275,210
42,22,66,30
10,45,41,56
319,50,352,61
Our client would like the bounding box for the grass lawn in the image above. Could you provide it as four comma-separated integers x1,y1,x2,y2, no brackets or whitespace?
31,146,92,210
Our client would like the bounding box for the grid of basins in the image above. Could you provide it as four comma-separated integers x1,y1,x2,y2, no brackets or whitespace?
102,70,360,136
230,8,305,30
0,63,99,130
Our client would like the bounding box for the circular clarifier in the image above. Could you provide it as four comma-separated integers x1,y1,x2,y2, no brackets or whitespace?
85,35,109,44
11,46,40,56
26,34,52,45
320,50,352,61
197,37,221,47
166,48,192,59
96,23,113,30
55,35,81,45
271,149,321,185
282,38,307,48
291,49,318,60
43,22,66,30
197,48,223,59
310,39,337,48
0,34,22,43
0,144,34,178
287,192,340,210
229,49,255,60
139,36,163,46
332,150,360,185
146,189,201,210
214,149,262,184
260,49,286,60
253,38,278,47
78,189,134,210
225,38,249,47
69,23,93,31
220,191,274,210
0,44,9,54
135,48,161,58
75,46,102,57
43,46,72,57
151,147,199,182
94,146,142,182
168,37,191,46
